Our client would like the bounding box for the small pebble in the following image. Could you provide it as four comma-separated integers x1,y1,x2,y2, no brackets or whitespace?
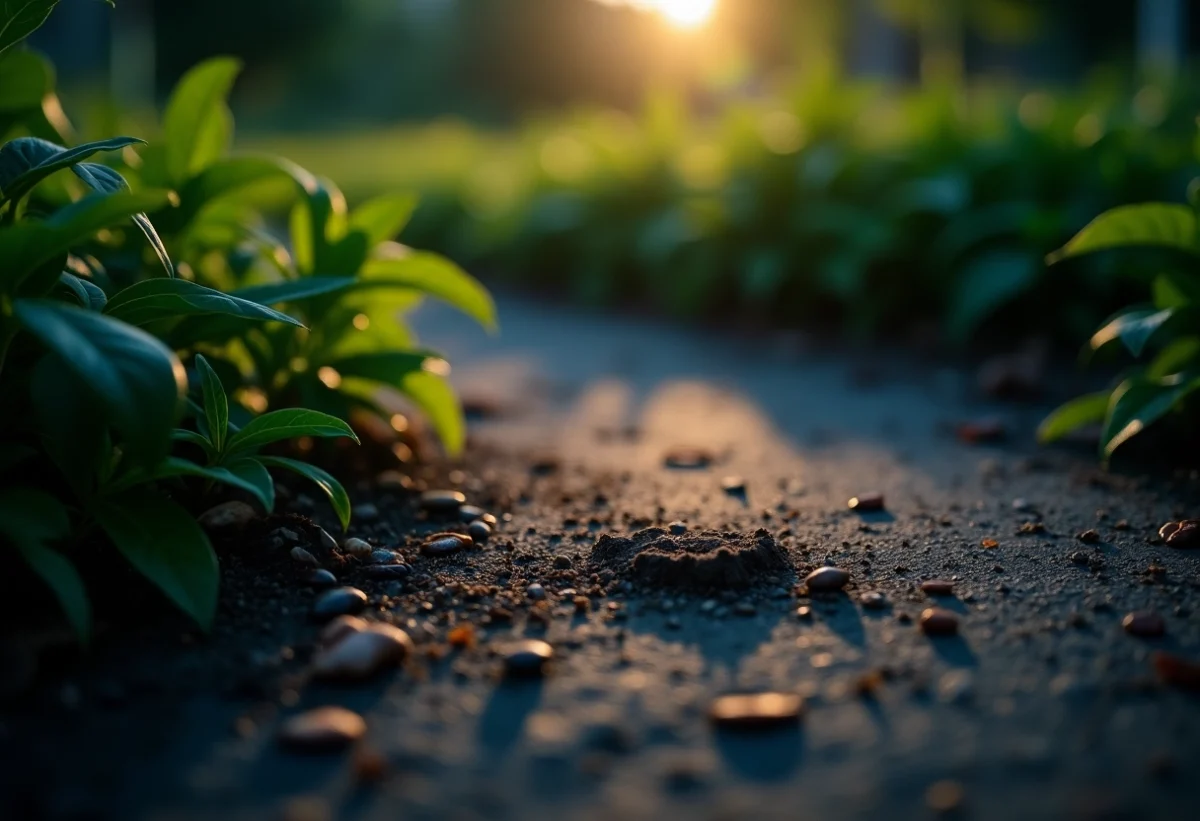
920,608,959,636
805,566,850,592
860,592,888,610
708,693,803,730
526,583,546,601
848,493,884,512
663,447,713,469
504,640,554,678
795,606,812,619
369,549,399,565
1163,520,1200,548
313,623,413,680
343,538,373,559
668,521,688,535
197,501,256,530
290,547,319,566
312,587,368,620
459,505,487,521
468,521,492,543
278,707,365,752
721,476,746,494
1077,529,1100,544
1122,611,1165,638
307,569,338,588
553,555,572,569
319,615,368,647
920,580,954,596
362,564,411,580
421,533,472,556
419,490,466,514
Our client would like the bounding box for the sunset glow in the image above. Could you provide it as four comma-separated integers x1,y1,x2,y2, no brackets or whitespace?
598,0,718,30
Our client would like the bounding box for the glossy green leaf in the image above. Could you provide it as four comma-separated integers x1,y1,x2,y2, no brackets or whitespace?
229,276,356,305
194,354,228,453
0,135,143,205
0,486,89,641
1089,307,1175,356
399,369,464,456
1048,204,1199,263
1037,391,1110,444
348,192,418,248
29,353,108,495
360,251,497,330
259,456,351,531
168,155,304,228
226,457,275,514
1101,374,1200,459
162,57,241,182
0,49,53,111
946,250,1039,341
1152,272,1200,310
93,489,219,631
1148,337,1200,379
71,161,173,276
0,1,60,58
56,272,106,310
171,428,216,456
14,299,186,465
108,456,272,512
224,408,358,456
103,278,305,328
321,351,434,383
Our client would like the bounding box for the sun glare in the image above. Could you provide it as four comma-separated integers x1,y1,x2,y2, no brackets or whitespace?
655,0,717,28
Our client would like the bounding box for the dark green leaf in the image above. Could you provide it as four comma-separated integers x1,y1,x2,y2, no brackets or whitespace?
171,428,216,456
103,278,305,328
1037,391,1110,444
108,456,271,512
162,57,241,182
167,155,304,229
224,408,358,456
1152,272,1200,310
1102,374,1200,459
0,486,89,641
1148,337,1200,379
30,353,108,495
71,162,173,276
0,49,53,111
0,135,143,205
225,457,274,513
259,455,351,531
15,299,185,465
194,354,228,453
1048,204,1199,263
322,351,434,383
93,489,219,630
1089,307,1175,357
360,252,497,330
0,0,59,58
946,250,1040,341
228,276,356,305
56,272,106,310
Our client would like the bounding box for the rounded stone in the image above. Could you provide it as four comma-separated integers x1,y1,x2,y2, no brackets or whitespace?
459,505,488,522
663,447,714,470
805,566,850,593
667,521,688,535
504,640,554,677
312,587,368,620
1122,611,1165,638
721,476,747,494
1164,520,1200,548
526,583,546,601
313,623,413,681
278,707,366,751
307,569,338,588
467,521,492,544
860,591,888,610
319,615,368,647
419,490,466,514
362,564,411,580
421,533,472,556
291,547,319,566
920,608,959,636
369,549,399,565
920,579,955,596
197,501,256,530
708,692,804,730
848,493,884,512
342,538,373,559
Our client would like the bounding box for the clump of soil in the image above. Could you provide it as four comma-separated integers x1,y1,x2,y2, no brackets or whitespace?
589,527,791,589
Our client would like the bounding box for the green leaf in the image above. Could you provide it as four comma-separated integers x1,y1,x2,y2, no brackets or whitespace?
171,428,216,456
30,353,108,495
1148,336,1200,380
108,456,272,512
194,354,228,453
14,299,185,465
0,486,90,641
259,456,351,531
225,457,275,513
946,250,1040,341
103,278,305,328
92,489,219,631
162,57,241,182
227,276,356,306
398,368,464,457
0,135,143,206
1089,307,1175,357
348,192,418,248
1152,272,1200,310
56,272,106,310
0,0,59,58
1048,204,1199,263
322,351,434,383
1037,391,1110,444
70,161,173,276
360,251,497,330
1101,374,1200,459
0,48,53,111
168,155,304,229
224,408,358,456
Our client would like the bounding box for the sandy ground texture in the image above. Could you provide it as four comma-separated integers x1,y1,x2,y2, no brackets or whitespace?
3,293,1200,821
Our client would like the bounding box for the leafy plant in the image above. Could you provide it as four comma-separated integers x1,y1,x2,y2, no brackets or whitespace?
1039,199,1200,459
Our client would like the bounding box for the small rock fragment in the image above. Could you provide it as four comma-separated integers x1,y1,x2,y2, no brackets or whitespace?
421,533,472,556
1163,520,1200,548
920,580,954,597
708,693,803,730
369,549,399,565
663,447,713,469
805,566,850,593
419,490,466,514
343,538,373,559
307,569,338,588
848,493,884,512
278,707,366,752
448,624,476,648
467,521,492,544
319,615,368,647
362,564,411,580
860,592,888,610
721,476,746,494
920,608,959,636
925,779,965,814
1122,611,1165,638
1077,529,1100,544
313,623,413,680
291,547,319,566
198,501,256,530
504,640,554,678
526,583,546,601
981,538,999,549
956,419,1005,445
312,587,368,620
667,521,688,535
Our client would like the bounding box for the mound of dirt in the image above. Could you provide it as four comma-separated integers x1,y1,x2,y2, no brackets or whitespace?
589,527,792,589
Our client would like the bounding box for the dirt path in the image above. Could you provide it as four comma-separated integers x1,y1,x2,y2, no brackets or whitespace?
3,294,1199,821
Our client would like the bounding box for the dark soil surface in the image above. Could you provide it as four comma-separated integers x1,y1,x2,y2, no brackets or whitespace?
3,293,1200,821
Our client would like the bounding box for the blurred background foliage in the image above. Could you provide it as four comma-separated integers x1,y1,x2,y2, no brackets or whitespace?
29,0,1200,344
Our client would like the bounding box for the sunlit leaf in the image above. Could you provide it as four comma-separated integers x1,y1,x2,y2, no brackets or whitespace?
259,455,351,531
224,408,358,456
361,250,497,330
1048,204,1199,263
1102,374,1200,459
103,278,305,328
162,57,241,182
0,135,143,205
1089,307,1175,357
348,192,418,247
1037,391,1110,444
71,161,173,276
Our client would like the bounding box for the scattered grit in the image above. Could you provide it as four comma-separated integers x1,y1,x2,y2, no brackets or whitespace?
588,526,792,589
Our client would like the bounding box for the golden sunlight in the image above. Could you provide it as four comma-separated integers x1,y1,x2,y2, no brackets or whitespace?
599,0,718,29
